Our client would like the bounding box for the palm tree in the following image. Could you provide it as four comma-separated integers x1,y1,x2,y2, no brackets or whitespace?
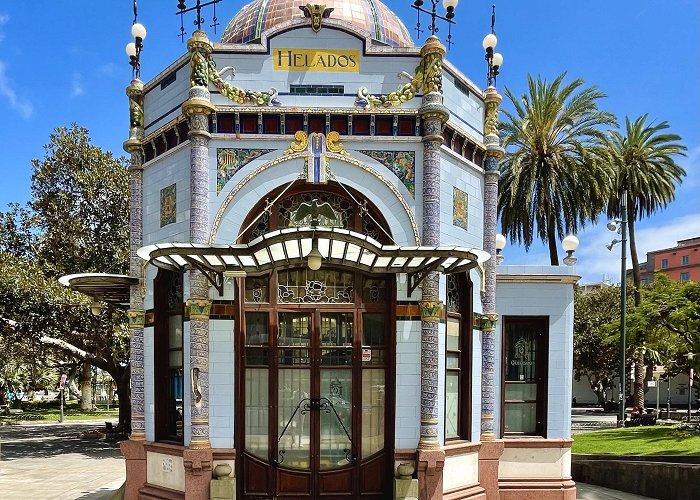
605,115,687,306
604,115,686,409
499,72,617,264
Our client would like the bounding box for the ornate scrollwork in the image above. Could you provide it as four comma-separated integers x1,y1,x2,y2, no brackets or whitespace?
326,131,348,156
484,99,499,137
206,56,280,106
285,130,309,155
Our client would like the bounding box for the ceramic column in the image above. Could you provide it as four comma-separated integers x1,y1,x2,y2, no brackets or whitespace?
121,79,148,500
183,30,216,451
416,36,448,500
480,86,504,441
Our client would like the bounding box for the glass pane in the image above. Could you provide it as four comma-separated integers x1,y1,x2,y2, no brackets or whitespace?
320,369,352,468
278,369,310,468
278,192,353,229
505,383,537,401
320,313,353,366
446,317,460,351
446,275,461,313
278,313,310,346
445,371,459,438
168,315,183,348
169,350,183,367
362,368,385,458
362,313,385,346
504,402,537,434
168,368,183,438
505,323,538,382
446,352,459,369
245,368,269,459
245,276,269,303
278,269,354,303
245,347,268,365
246,312,269,345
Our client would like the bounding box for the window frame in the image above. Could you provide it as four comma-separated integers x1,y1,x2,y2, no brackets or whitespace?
682,255,689,266
500,316,549,438
661,258,669,269
444,273,473,441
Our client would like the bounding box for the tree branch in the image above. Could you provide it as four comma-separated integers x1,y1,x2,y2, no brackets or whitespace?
39,335,109,370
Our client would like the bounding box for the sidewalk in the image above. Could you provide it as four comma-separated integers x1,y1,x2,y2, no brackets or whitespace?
577,482,656,499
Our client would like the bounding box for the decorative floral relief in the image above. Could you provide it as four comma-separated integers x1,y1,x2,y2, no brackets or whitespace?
160,184,177,227
359,150,415,196
217,148,273,193
452,187,468,230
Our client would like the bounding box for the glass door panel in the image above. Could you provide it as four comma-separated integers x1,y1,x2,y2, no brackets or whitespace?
245,368,269,459
320,369,352,468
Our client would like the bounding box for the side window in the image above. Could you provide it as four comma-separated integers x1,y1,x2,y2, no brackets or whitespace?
682,255,689,266
661,259,669,269
444,273,473,441
502,316,548,437
154,269,184,443
680,272,690,282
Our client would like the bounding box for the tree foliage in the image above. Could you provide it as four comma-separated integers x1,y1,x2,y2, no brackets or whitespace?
499,72,617,265
574,284,633,405
0,124,131,428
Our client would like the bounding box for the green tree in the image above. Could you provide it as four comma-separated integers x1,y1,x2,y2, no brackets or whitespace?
499,72,617,264
573,284,631,406
0,124,131,428
605,115,687,307
603,115,686,408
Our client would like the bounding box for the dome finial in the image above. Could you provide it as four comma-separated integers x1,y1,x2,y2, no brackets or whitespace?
300,4,335,32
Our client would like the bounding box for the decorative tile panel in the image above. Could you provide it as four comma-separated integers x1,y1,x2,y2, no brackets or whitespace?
217,148,273,193
359,150,415,196
452,187,468,230
160,184,177,227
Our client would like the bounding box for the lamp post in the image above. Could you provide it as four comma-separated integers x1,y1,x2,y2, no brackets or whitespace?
495,233,506,264
686,352,695,422
481,5,503,87
125,1,147,80
411,0,458,48
607,190,628,426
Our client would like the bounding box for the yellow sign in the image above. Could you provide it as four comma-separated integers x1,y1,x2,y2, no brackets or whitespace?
273,48,360,73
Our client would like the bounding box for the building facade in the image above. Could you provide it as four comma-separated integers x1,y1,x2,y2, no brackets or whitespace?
110,2,578,499
636,237,700,285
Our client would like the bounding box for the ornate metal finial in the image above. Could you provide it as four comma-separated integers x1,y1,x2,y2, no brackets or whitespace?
411,0,457,49
177,0,223,42
299,4,334,33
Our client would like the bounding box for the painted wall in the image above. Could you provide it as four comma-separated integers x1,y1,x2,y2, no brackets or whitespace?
495,265,579,439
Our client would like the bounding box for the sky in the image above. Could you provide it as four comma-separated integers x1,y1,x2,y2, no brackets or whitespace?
0,1,697,285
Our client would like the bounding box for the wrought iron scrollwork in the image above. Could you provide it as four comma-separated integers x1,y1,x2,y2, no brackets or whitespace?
274,396,357,466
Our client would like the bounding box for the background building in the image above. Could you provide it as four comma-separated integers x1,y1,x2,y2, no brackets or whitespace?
634,236,700,284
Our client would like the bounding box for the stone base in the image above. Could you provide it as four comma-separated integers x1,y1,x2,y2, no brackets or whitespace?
183,448,214,500
417,449,446,500
120,439,147,500
395,478,419,500
139,484,184,499
477,440,504,500
443,485,486,500
499,478,576,500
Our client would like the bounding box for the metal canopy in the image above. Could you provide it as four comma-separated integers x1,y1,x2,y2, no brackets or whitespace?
138,227,490,295
58,273,138,307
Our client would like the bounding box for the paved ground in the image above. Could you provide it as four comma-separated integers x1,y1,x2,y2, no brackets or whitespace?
0,421,125,500
0,421,656,500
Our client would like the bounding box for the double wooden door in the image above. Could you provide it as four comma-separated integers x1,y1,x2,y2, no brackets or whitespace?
239,308,391,499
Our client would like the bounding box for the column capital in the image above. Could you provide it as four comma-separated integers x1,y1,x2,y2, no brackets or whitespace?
187,298,212,320
127,309,146,329
419,300,443,322
419,36,445,95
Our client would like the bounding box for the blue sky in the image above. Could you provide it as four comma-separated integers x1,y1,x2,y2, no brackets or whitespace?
0,1,697,284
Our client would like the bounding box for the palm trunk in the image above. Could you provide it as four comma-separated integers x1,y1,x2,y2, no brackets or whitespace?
79,363,92,411
547,217,559,265
633,350,646,408
627,206,642,307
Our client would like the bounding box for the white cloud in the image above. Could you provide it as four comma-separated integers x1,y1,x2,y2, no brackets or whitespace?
0,61,33,119
71,72,84,97
0,13,8,42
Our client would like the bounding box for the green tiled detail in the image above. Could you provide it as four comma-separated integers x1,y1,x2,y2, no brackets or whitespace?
453,187,468,230
359,150,415,196
160,183,177,227
217,148,274,193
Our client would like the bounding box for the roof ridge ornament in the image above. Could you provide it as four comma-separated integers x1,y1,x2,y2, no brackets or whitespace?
299,4,334,33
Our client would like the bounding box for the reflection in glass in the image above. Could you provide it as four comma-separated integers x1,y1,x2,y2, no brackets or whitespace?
320,369,353,468
246,312,269,365
505,402,536,434
320,313,353,365
278,313,311,366
445,371,459,438
245,368,269,459
278,369,311,468
361,368,385,458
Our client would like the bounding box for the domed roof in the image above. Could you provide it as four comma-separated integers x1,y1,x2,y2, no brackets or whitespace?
221,0,414,47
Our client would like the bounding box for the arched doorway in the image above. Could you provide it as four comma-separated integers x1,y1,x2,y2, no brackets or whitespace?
236,184,395,500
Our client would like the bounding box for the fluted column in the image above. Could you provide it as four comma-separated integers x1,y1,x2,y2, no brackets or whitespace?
480,86,504,441
417,36,448,451
124,79,146,440
183,30,216,450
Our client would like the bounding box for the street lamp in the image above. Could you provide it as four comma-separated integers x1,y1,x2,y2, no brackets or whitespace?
495,233,506,264
411,0,458,48
607,190,628,426
126,1,147,80
482,5,504,87
562,235,579,266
